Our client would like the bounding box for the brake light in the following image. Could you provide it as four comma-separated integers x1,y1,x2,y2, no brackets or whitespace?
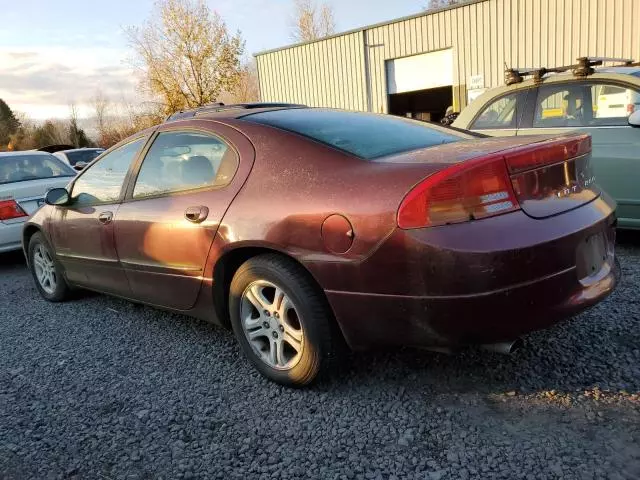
397,134,593,229
397,155,519,229
628,104,635,114
504,135,591,174
0,199,28,221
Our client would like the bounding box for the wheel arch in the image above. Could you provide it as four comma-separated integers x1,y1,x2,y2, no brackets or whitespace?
22,224,42,265
212,246,339,334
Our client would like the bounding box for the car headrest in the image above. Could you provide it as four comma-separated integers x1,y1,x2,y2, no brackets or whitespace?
182,155,214,185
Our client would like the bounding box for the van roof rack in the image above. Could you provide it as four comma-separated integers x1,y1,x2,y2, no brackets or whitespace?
505,57,640,86
165,102,306,121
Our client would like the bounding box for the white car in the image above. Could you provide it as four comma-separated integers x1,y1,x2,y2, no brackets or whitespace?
0,151,76,253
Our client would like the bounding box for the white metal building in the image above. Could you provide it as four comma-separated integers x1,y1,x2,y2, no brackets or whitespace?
255,0,640,122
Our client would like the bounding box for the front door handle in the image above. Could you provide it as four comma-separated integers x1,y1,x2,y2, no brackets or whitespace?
98,211,113,225
184,206,209,224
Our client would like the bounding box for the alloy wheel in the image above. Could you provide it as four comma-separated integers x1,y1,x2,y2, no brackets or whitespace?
240,280,304,370
33,244,57,295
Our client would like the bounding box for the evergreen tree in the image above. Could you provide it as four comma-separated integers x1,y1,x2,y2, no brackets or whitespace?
0,99,20,147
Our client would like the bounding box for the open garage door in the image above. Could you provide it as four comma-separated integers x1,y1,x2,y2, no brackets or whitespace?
386,49,454,122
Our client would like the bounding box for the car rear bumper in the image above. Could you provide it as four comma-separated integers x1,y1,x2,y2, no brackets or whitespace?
323,195,619,350
0,219,26,253
327,256,618,350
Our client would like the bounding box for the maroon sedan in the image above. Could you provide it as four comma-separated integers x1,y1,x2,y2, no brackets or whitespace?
23,104,618,386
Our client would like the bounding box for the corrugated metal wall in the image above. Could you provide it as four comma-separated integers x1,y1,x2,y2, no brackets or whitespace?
257,31,367,111
256,0,640,113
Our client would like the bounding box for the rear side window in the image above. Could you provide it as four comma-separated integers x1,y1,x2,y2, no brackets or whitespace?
471,92,527,130
0,154,75,185
243,109,468,159
534,82,639,128
133,131,238,199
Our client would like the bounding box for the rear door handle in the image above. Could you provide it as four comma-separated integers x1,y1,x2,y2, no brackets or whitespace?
184,206,209,224
98,211,113,225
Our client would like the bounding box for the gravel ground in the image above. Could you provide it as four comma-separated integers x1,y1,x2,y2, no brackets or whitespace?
1,234,639,480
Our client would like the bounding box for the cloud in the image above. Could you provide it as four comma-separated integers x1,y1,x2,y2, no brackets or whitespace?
7,51,38,60
0,47,138,119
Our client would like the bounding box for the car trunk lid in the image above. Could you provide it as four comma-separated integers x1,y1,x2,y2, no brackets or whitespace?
0,177,72,218
386,133,598,227
505,135,599,219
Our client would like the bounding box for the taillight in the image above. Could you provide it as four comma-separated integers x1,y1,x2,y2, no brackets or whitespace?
504,135,591,174
0,199,28,221
397,134,593,229
397,155,519,229
628,104,635,114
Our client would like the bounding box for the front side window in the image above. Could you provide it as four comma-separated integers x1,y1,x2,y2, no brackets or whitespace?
0,154,75,185
133,131,238,199
72,138,145,204
471,92,525,130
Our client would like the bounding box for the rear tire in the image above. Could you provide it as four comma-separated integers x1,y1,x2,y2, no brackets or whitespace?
28,232,70,302
229,254,338,387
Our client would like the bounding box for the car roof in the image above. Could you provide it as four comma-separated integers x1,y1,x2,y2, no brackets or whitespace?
509,68,640,87
453,67,640,128
0,151,54,158
58,148,104,153
165,103,307,122
597,66,640,75
540,66,640,80
473,70,640,105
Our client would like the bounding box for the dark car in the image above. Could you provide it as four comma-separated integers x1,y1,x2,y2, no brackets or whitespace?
22,104,618,386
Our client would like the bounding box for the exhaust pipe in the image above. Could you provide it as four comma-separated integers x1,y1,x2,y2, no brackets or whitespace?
480,338,523,354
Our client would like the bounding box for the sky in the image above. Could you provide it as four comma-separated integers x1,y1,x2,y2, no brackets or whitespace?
0,0,425,120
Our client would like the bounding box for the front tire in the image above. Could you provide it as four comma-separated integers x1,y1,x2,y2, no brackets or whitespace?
229,254,338,387
28,232,70,302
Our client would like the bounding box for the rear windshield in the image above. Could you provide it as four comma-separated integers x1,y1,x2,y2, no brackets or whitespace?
243,109,470,159
0,154,76,185
65,149,104,165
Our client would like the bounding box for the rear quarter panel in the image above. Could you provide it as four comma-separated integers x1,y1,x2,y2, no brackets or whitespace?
214,120,446,288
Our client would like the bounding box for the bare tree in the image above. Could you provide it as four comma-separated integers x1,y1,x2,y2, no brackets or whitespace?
424,0,463,10
68,103,79,147
93,91,110,140
126,0,245,116
291,0,336,42
91,91,163,148
219,60,260,104
31,120,70,147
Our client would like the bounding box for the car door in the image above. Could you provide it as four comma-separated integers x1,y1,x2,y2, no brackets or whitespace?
466,89,531,137
113,121,255,310
518,80,640,228
50,136,148,295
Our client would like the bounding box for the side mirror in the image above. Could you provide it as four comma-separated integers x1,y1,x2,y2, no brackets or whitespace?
629,110,640,128
45,188,70,206
73,161,88,171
